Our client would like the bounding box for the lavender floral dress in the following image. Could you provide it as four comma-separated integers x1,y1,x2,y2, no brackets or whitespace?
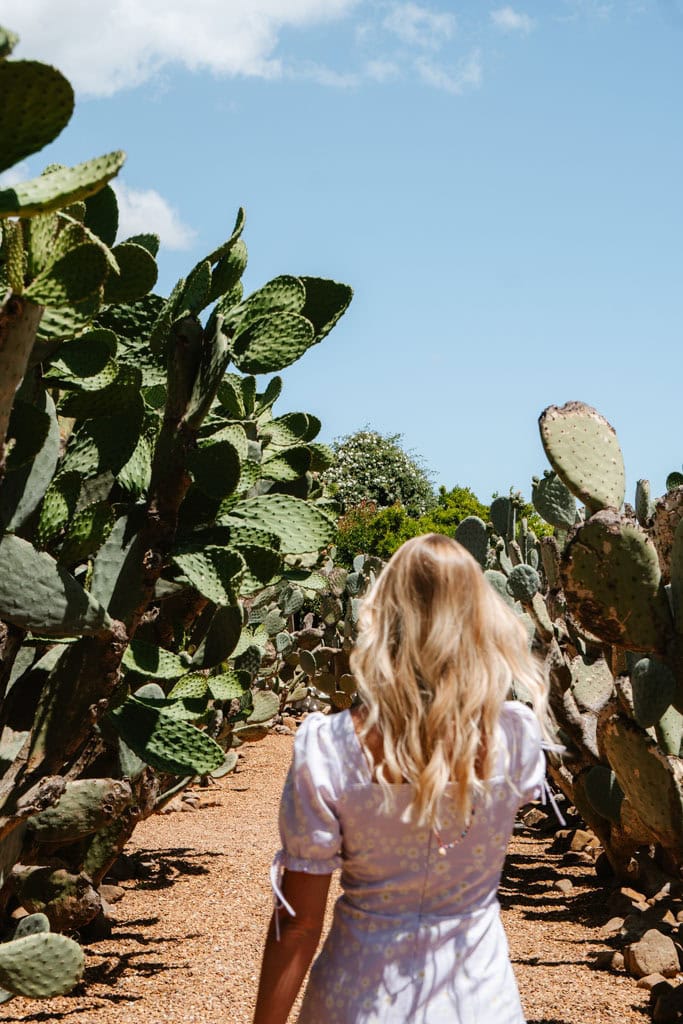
271,702,546,1024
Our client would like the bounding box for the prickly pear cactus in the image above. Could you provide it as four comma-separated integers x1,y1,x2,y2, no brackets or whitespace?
0,21,354,977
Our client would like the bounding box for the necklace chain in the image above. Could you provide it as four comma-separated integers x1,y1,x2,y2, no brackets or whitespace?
433,805,476,856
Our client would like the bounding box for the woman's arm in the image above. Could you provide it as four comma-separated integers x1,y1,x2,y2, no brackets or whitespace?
253,868,332,1024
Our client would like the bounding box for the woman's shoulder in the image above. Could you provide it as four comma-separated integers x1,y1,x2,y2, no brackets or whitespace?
291,710,357,778
499,700,542,746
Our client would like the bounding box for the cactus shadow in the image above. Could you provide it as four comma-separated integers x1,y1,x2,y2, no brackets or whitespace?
127,846,225,890
2,1009,105,1022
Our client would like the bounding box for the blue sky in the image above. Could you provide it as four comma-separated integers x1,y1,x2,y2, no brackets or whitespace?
4,1,683,503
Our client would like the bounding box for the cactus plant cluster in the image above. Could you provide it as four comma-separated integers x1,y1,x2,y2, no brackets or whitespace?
254,553,382,713
0,23,352,997
520,401,683,880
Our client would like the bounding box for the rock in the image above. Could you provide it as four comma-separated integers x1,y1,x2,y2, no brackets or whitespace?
622,886,648,903
108,853,136,881
9,907,28,921
552,829,573,851
607,891,638,917
180,801,197,812
160,796,184,814
570,829,594,852
624,929,680,979
99,884,125,904
651,884,672,905
601,916,625,937
660,910,677,929
281,716,297,731
594,949,624,971
553,878,574,895
80,906,112,941
595,852,616,882
652,982,683,1023
612,951,625,971
639,973,668,990
522,807,548,828
621,914,648,939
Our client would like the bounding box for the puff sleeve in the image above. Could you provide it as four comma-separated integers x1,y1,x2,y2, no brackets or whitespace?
277,712,343,874
503,701,546,803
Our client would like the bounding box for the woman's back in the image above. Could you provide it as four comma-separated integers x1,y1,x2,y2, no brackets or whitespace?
279,702,545,1024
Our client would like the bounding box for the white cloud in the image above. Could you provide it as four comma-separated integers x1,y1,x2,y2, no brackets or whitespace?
4,0,360,97
490,7,536,34
365,59,401,83
384,3,457,49
113,182,196,250
0,162,31,188
416,48,482,95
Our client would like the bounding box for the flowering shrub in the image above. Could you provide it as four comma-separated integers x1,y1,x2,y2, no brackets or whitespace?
323,429,436,517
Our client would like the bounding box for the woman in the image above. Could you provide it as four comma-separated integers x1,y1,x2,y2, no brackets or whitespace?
253,533,556,1024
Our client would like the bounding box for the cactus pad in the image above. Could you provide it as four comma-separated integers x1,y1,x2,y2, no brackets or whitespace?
601,712,683,851
108,697,225,775
232,311,315,375
0,60,74,174
299,277,353,341
172,548,245,606
539,402,625,513
506,564,541,604
0,932,85,998
454,516,488,567
630,657,678,728
0,535,112,636
0,151,126,218
582,765,624,826
225,494,335,555
122,640,187,680
561,510,672,652
103,241,158,303
28,778,132,843
532,470,577,529
187,440,241,499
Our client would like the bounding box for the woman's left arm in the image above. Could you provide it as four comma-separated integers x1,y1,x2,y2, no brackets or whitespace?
252,868,331,1024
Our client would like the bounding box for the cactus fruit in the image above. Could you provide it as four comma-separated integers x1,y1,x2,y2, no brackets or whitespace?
561,510,672,652
539,402,626,513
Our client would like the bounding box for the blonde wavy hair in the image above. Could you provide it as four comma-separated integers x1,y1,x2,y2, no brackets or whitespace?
350,533,552,829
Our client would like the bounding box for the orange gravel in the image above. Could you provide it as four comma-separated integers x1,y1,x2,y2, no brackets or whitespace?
6,733,650,1024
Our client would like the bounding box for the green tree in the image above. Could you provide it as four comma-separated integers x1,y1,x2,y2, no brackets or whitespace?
323,429,435,517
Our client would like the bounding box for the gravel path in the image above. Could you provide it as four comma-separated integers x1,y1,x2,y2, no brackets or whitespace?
7,733,649,1024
